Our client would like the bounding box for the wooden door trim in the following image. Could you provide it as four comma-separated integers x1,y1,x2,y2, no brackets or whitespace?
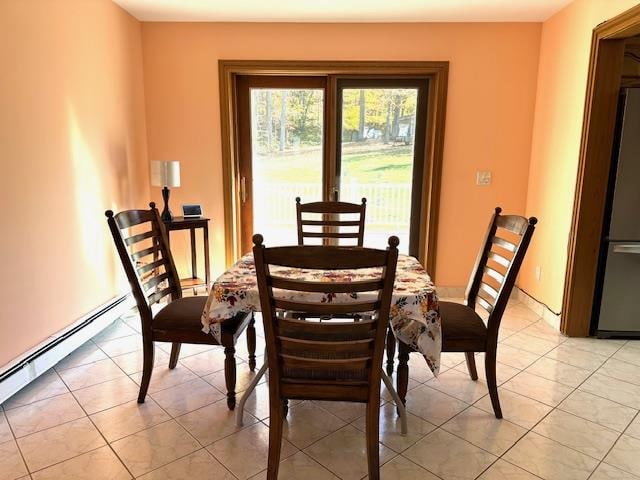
219,60,449,278
561,4,640,336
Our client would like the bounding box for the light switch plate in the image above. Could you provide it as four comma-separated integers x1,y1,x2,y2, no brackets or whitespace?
476,171,492,185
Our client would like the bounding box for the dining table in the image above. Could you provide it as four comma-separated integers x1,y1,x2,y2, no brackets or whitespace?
200,252,442,426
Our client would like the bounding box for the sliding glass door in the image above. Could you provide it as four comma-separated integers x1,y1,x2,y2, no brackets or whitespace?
236,75,428,256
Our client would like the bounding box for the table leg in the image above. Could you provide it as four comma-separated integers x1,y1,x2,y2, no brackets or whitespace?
396,341,410,413
190,228,197,294
203,223,210,290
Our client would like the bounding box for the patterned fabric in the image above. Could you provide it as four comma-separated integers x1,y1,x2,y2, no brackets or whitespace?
201,253,441,373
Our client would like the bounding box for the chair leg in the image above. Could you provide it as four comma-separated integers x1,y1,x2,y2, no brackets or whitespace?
283,399,289,417
396,341,410,414
365,401,380,480
465,351,478,380
168,342,181,369
267,397,284,480
485,349,502,419
137,338,154,404
385,327,396,376
247,315,257,372
224,346,237,410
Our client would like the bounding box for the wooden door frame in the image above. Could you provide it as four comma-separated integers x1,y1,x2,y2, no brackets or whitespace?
219,60,449,277
562,5,640,336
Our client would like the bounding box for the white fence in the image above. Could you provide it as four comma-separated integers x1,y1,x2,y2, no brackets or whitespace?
253,182,412,228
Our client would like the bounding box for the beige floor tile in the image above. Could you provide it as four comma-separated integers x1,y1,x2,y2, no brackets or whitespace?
151,378,224,417
177,397,258,445
533,409,619,460
90,398,170,442
502,332,557,356
495,345,540,370
625,413,640,439
208,422,298,479
92,320,138,343
0,411,13,444
73,376,140,415
440,352,467,368
352,403,436,453
524,357,591,388
178,349,227,377
579,373,640,409
563,337,625,358
453,354,521,386
558,390,637,433
503,304,541,323
379,455,439,479
502,371,572,407
520,320,566,345
599,358,640,386
477,459,540,479
442,406,526,456
627,340,640,350
2,370,68,410
313,400,366,423
96,335,142,357
282,401,345,449
503,432,598,480
17,417,105,472
111,348,170,375
403,428,496,480
405,385,468,425
605,434,640,476
427,368,489,403
164,343,215,358
474,389,552,429
30,445,130,480
304,424,393,480
240,382,271,420
55,342,108,371
57,358,126,391
137,449,235,480
545,344,608,371
203,362,266,393
111,420,200,477
130,365,199,394
405,353,440,383
0,439,28,480
249,451,338,480
5,392,85,438
591,462,640,479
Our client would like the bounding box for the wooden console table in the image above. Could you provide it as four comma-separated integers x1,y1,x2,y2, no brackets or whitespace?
163,216,210,291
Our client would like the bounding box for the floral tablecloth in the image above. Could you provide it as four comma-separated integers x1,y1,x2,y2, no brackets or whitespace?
201,253,441,373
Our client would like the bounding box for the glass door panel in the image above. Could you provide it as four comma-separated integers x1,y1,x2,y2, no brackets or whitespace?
337,82,427,255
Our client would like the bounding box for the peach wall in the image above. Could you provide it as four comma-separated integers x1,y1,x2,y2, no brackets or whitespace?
520,0,639,312
141,22,541,286
0,0,148,366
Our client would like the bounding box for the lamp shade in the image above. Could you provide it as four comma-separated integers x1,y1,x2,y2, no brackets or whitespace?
150,160,180,188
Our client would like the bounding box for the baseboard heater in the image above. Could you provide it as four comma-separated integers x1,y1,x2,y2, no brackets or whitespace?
0,293,134,404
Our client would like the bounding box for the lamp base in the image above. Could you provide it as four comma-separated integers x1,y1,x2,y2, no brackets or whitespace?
161,186,173,222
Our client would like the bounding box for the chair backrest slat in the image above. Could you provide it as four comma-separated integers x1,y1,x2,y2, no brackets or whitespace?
465,207,537,345
296,197,366,246
106,203,182,329
253,234,398,402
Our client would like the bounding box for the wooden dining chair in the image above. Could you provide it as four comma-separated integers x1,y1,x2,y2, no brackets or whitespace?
253,234,399,480
395,207,537,419
296,197,366,246
105,202,255,409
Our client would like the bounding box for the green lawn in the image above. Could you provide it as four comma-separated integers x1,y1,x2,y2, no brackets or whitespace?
254,143,414,184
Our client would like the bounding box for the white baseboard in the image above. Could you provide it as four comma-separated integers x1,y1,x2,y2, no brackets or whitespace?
0,294,134,404
513,287,561,330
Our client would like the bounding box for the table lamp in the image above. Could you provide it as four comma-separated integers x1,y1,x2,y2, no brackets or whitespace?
150,160,181,221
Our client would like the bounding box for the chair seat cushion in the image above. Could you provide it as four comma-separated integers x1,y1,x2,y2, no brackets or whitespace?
440,301,487,351
154,296,247,336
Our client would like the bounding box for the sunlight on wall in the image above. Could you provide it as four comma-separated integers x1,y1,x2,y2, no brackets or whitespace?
67,104,109,279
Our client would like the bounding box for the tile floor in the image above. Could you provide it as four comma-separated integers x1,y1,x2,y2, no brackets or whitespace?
2,299,640,479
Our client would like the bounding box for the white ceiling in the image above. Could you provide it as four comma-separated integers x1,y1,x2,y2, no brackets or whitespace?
114,0,574,23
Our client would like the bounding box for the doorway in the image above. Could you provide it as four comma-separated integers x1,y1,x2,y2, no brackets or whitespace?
562,5,640,336
220,61,448,277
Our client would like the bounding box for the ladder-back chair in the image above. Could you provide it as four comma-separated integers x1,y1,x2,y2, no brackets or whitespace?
296,197,366,246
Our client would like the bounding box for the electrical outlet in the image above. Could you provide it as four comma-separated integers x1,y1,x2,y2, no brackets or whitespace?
535,266,542,281
476,171,492,186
